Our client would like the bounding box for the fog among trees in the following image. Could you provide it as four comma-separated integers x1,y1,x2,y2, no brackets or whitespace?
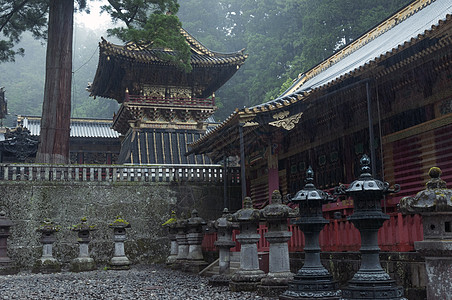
0,0,412,127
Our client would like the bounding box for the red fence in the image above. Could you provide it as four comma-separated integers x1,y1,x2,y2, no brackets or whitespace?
202,213,424,253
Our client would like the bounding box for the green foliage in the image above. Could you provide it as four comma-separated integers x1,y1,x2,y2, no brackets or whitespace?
108,14,191,72
0,0,49,62
179,0,412,121
103,0,191,72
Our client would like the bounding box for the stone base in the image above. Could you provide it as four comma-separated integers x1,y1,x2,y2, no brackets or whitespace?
280,274,340,300
108,256,131,270
70,257,96,272
279,290,341,300
182,260,208,273
257,272,293,297
209,274,232,286
341,279,406,300
230,269,266,292
0,262,18,275
32,258,61,274
166,255,177,265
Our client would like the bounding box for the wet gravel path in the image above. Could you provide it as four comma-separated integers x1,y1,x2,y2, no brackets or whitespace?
0,265,276,300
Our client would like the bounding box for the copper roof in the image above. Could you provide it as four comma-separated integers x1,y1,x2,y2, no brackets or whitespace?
99,28,247,67
189,0,452,151
18,116,120,139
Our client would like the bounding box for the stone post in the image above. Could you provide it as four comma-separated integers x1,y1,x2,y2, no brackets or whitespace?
184,209,208,273
167,222,178,265
229,196,265,292
399,167,452,300
33,218,61,273
174,217,189,269
162,210,178,265
336,155,405,299
108,216,131,270
0,211,18,274
70,217,96,272
258,190,294,297
209,208,238,286
280,167,340,300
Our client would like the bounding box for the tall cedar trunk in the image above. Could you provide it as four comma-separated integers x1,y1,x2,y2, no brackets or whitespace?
35,0,73,164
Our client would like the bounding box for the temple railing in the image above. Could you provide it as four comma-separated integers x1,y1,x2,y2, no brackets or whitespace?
202,213,423,253
0,164,240,183
125,94,215,107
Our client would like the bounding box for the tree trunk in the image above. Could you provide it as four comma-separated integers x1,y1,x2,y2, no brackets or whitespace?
35,0,73,164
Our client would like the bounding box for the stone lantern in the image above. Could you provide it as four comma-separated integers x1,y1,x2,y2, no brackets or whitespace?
399,167,452,299
33,218,61,273
174,215,189,269
162,210,178,265
209,208,238,286
167,221,179,265
0,211,17,275
258,190,294,297
70,217,96,272
185,209,208,273
280,167,340,300
229,196,265,292
336,155,405,299
108,216,131,270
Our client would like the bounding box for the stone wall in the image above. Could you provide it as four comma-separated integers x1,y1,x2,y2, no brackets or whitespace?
0,181,241,270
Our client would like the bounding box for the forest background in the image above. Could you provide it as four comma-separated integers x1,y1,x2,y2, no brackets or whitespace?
0,0,411,127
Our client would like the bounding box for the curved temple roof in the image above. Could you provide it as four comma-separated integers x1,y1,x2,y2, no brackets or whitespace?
88,28,248,101
189,0,452,153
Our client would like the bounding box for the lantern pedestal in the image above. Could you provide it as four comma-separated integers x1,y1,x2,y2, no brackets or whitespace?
229,197,265,292
0,211,18,275
209,208,237,286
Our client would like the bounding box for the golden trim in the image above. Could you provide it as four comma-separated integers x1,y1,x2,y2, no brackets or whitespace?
137,132,142,164
269,112,303,130
153,131,158,164
161,132,166,163
177,133,182,163
169,132,173,163
192,133,197,164
145,131,150,164
283,0,436,96
272,111,290,120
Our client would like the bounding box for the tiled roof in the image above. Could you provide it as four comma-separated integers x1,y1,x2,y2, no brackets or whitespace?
18,116,119,139
100,28,247,67
189,0,452,150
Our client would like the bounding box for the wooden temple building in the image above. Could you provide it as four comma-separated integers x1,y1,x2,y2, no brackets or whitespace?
188,0,452,213
88,29,247,164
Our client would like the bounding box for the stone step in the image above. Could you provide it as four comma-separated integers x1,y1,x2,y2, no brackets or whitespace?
200,253,241,277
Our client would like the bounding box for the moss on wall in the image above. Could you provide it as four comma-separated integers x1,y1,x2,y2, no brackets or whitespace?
0,181,240,270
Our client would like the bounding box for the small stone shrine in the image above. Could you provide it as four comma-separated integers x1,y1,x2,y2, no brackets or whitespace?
185,209,208,273
258,190,294,297
70,217,96,272
280,167,340,300
229,197,265,292
399,167,452,300
108,216,131,270
174,215,189,269
336,155,405,300
0,211,18,274
33,218,61,273
209,208,238,286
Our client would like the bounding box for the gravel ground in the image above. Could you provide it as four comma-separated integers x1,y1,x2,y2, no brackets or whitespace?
0,265,276,300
